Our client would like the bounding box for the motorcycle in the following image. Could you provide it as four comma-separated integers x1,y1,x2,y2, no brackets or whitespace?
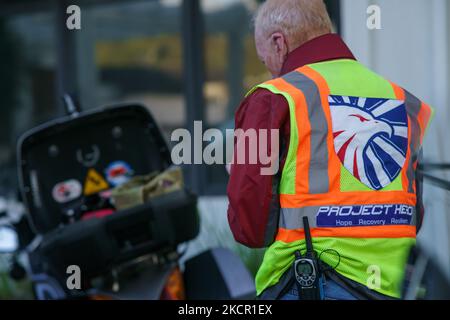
2,97,255,300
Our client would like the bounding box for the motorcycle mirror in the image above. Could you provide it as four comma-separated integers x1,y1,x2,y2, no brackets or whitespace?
0,226,19,253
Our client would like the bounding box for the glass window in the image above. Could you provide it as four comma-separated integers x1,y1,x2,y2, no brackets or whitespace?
91,1,184,141
0,11,58,194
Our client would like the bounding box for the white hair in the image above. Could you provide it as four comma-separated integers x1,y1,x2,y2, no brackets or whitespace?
254,0,333,48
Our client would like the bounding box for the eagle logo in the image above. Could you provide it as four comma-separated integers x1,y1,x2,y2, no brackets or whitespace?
329,95,409,190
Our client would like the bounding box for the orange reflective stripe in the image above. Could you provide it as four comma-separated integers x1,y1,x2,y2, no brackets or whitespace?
405,122,414,193
299,66,341,192
280,191,416,208
390,81,406,100
417,102,432,144
390,82,411,192
266,77,311,194
405,115,414,193
276,225,416,242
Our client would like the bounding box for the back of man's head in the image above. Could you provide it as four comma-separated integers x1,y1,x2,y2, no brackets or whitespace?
254,0,333,50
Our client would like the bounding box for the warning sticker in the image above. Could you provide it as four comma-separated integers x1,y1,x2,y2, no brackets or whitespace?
83,169,109,196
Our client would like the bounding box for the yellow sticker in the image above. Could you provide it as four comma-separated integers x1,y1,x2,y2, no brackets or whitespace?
83,169,109,196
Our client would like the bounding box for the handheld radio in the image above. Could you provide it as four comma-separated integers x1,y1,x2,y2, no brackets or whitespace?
293,216,323,300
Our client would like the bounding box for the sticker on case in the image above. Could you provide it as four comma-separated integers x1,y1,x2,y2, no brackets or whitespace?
84,169,109,196
105,161,134,187
52,179,82,204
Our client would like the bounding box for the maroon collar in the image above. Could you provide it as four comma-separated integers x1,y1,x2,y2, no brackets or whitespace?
280,33,356,76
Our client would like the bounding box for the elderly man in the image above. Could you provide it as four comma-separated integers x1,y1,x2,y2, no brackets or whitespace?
227,0,433,300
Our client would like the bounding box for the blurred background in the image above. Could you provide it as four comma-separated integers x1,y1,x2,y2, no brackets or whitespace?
0,0,449,299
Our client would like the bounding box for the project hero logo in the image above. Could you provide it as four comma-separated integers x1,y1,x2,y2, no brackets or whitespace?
317,204,413,217
316,204,414,227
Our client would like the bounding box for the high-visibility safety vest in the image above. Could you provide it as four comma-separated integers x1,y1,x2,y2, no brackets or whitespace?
249,59,434,298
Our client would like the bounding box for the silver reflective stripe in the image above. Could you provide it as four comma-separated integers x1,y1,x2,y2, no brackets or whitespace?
279,207,320,228
411,212,417,228
404,91,422,193
279,205,416,229
282,71,329,194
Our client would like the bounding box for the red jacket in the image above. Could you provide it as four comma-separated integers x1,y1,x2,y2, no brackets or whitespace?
227,33,425,248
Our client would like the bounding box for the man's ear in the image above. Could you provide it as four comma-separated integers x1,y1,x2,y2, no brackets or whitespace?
270,32,289,56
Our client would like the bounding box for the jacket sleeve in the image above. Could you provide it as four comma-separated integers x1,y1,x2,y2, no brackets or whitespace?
227,89,290,248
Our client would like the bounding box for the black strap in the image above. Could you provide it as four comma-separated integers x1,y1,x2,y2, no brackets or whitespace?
258,265,398,300
257,266,295,300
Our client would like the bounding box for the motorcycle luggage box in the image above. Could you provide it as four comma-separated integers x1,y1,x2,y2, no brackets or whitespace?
35,189,199,281
17,104,172,234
